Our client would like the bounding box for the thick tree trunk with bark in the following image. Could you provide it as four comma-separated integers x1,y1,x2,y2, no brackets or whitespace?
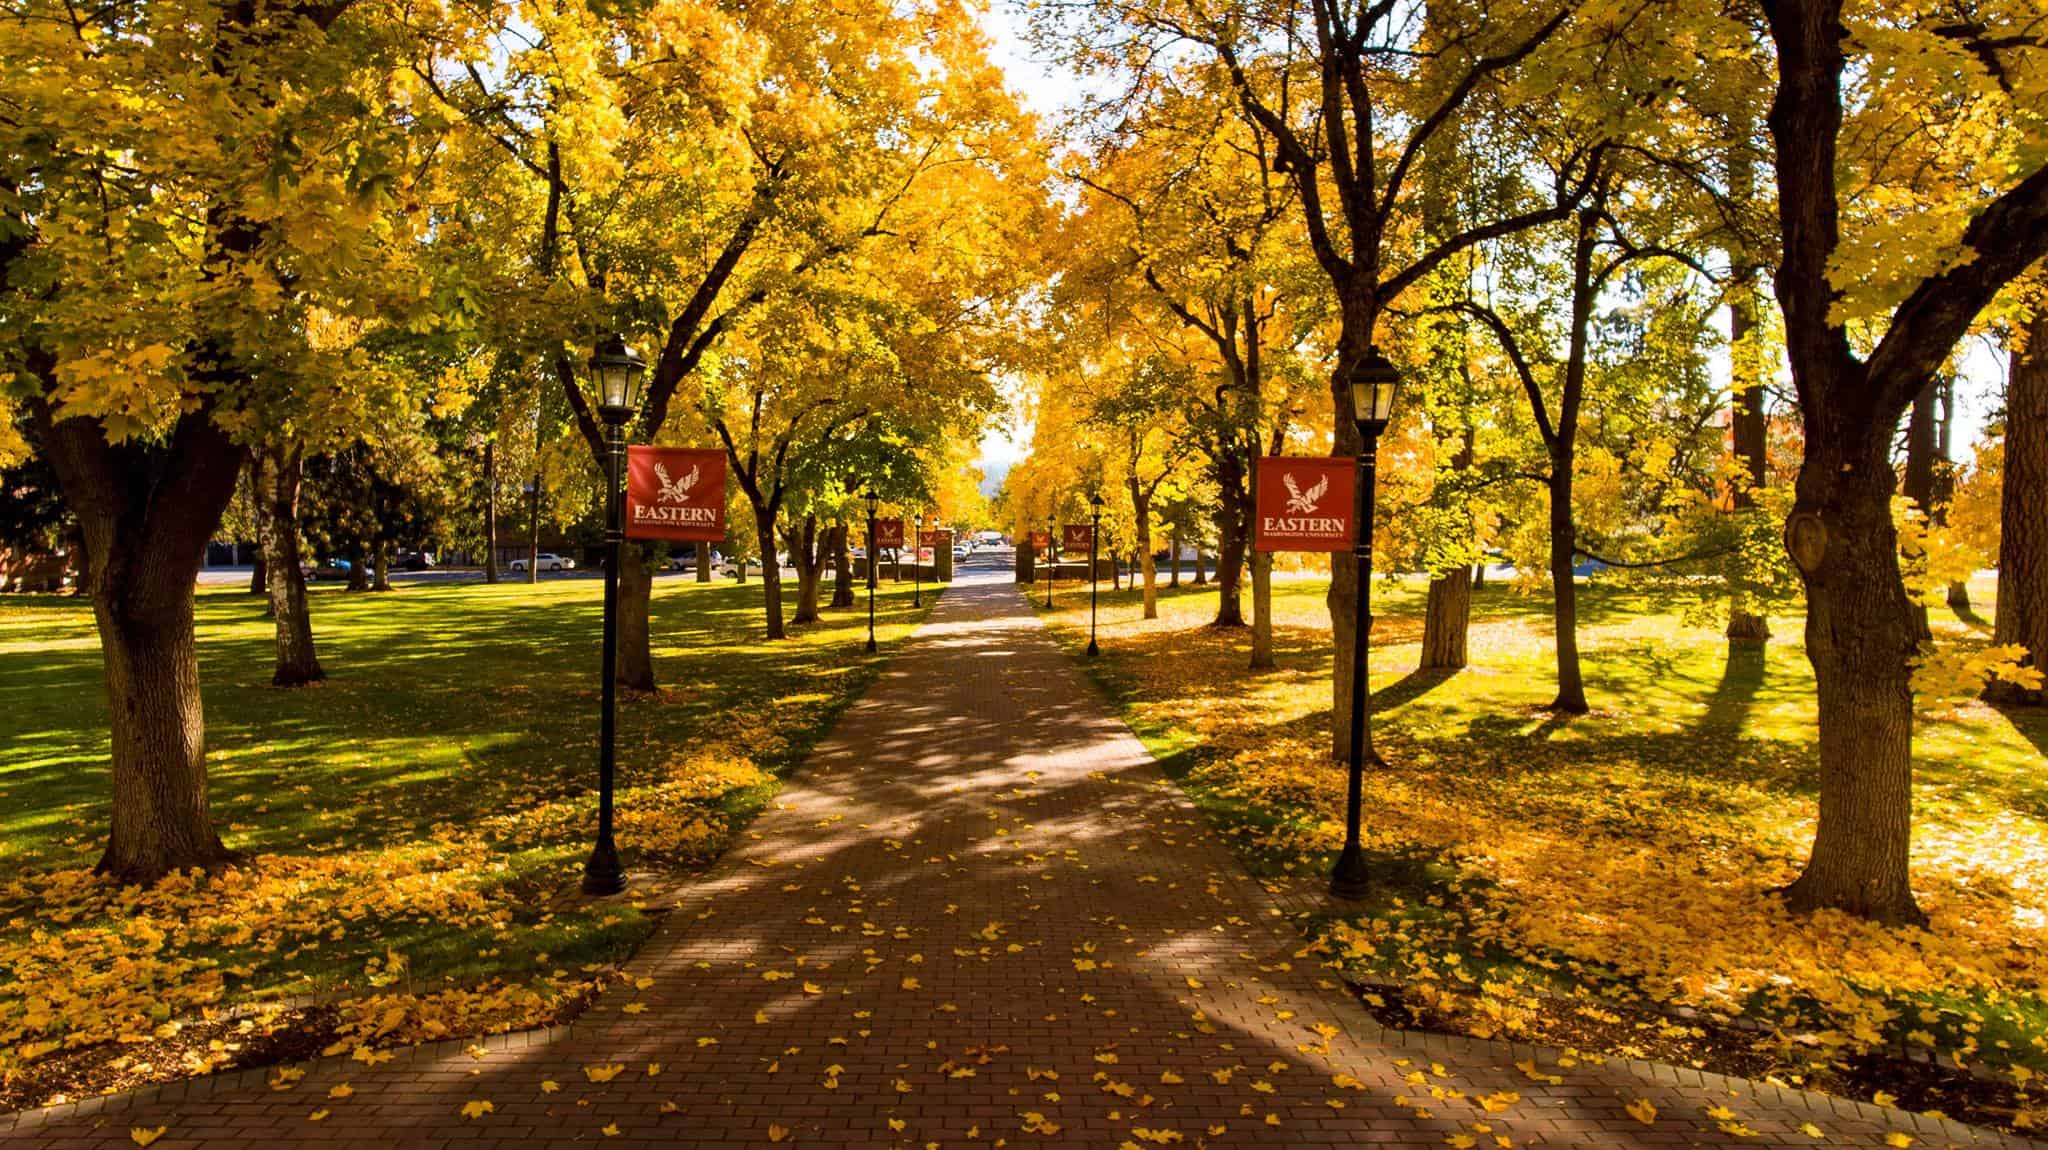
1780,450,1924,922
371,545,392,592
791,514,824,625
830,523,854,607
1193,544,1206,585
263,445,323,687
482,440,499,585
616,541,656,691
1212,455,1248,627
34,403,242,883
755,503,786,639
1420,575,1471,669
1989,313,2048,705
1016,539,1035,584
1168,530,1181,588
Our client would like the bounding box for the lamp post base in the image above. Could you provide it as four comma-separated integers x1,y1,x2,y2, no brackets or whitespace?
1085,640,1099,657
582,839,626,896
1329,842,1372,901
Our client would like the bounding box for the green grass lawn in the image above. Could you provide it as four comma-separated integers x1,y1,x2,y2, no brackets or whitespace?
1035,569,2048,1125
0,571,933,1106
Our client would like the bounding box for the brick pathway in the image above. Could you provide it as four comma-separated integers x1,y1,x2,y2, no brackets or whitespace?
11,569,2035,1148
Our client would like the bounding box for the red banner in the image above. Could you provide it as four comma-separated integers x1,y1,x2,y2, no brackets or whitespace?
872,518,905,549
918,530,945,549
1253,457,1356,552
1063,524,1094,551
625,447,726,542
1029,530,1051,552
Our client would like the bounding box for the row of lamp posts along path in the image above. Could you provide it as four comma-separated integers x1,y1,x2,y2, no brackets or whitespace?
572,336,1398,905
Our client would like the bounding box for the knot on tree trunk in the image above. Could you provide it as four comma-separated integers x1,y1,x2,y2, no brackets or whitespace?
1785,510,1829,575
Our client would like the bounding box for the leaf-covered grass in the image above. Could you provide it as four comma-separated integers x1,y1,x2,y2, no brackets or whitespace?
1035,570,2048,1124
0,572,933,1105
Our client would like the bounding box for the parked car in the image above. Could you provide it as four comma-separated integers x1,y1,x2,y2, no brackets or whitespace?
715,556,764,578
668,548,721,571
509,553,574,573
395,551,436,571
303,558,352,580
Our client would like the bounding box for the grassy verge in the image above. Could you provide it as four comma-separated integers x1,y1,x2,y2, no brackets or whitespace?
0,571,935,1109
1034,569,2047,1134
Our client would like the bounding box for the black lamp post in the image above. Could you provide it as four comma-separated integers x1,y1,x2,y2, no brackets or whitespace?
1330,347,1401,902
865,489,880,654
583,334,647,898
1044,515,1054,608
912,508,922,608
1085,492,1102,657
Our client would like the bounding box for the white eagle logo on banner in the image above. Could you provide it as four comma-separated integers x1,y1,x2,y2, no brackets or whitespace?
652,462,700,504
1282,472,1329,514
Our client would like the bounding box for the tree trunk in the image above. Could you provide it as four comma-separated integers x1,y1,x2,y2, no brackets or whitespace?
1935,377,1970,612
482,440,499,585
1545,217,1597,715
1168,529,1181,588
1194,544,1206,584
1780,453,1924,923
697,538,713,584
247,456,269,597
263,445,323,687
1135,493,1158,620
371,544,392,592
1471,563,1486,589
1767,0,1936,926
93,586,238,880
830,523,854,606
755,503,786,639
1017,538,1035,584
1988,312,2048,705
1549,468,1588,713
34,402,242,883
526,474,541,585
1902,379,1939,639
1726,135,1772,650
345,541,370,592
1212,459,1248,627
792,514,824,625
1420,574,1471,669
1249,548,1275,669
616,541,656,691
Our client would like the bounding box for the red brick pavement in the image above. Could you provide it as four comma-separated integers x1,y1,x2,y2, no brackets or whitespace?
9,571,2036,1148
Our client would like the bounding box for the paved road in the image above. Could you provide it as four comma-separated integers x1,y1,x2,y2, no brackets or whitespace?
11,569,2023,1148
